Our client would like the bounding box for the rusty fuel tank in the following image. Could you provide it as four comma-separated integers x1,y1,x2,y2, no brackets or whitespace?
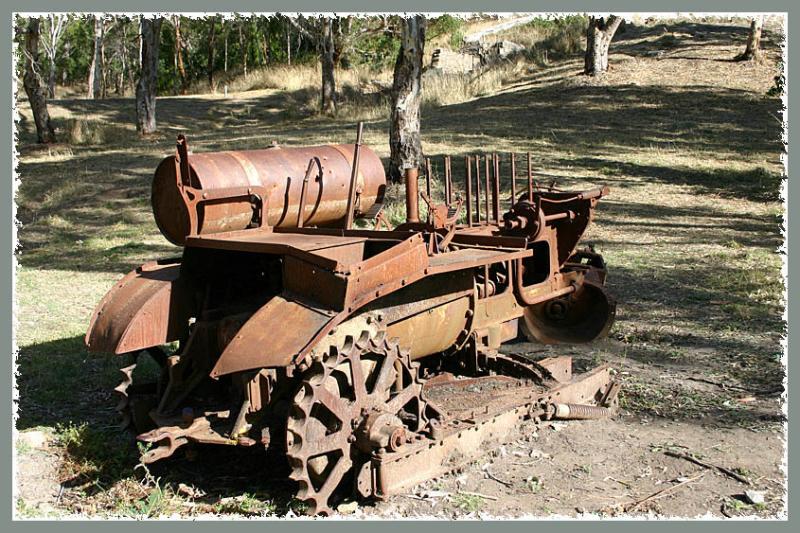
152,141,386,245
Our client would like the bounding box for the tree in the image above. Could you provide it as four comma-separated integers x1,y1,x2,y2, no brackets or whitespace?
388,15,426,183
736,16,764,62
584,15,623,76
330,16,391,68
119,17,135,94
21,17,56,143
88,15,104,98
172,16,187,94
207,15,217,90
286,15,391,114
319,17,336,114
289,15,338,115
238,17,249,76
40,14,66,99
135,16,162,135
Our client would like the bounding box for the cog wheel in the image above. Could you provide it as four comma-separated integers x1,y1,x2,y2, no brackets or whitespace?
286,330,427,516
113,347,167,435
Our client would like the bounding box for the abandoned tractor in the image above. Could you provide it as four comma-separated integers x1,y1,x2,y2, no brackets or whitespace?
86,124,617,515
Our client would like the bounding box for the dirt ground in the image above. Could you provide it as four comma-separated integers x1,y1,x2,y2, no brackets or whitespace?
361,341,785,519
13,16,786,519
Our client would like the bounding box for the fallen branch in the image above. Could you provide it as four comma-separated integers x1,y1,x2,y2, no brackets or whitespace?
604,471,705,515
664,450,751,485
459,490,498,501
485,470,513,488
604,476,633,489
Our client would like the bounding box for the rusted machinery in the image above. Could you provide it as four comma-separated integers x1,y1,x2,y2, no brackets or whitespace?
86,124,617,516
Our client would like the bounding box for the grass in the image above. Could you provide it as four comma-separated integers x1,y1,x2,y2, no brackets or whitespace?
451,492,485,513
13,17,785,518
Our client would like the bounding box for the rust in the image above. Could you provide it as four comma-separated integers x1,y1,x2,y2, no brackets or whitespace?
152,136,385,245
545,402,612,420
465,155,473,226
510,153,516,206
405,167,420,223
297,157,320,228
344,122,365,230
493,153,501,223
527,151,534,199
474,154,482,225
484,154,491,224
87,132,619,516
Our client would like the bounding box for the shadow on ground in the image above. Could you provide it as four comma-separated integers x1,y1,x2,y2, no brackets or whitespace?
17,80,782,273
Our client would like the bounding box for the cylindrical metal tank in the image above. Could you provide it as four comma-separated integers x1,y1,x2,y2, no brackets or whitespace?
152,144,386,245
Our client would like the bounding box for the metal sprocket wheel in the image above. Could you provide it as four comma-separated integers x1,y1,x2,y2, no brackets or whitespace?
286,330,426,516
114,347,168,435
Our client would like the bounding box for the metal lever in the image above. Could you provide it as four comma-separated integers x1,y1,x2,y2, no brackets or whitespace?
344,122,364,230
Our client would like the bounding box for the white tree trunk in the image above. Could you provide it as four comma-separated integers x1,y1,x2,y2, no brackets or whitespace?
88,15,104,98
43,14,65,99
584,15,622,76
389,15,426,182
22,18,56,143
737,17,764,61
136,17,162,135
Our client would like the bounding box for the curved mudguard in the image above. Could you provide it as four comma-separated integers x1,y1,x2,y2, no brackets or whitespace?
85,261,193,354
210,294,335,378
211,233,432,378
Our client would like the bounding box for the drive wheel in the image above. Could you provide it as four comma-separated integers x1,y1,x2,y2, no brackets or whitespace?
114,347,168,434
286,330,426,516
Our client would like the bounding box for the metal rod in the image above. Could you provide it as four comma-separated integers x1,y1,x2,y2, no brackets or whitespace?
425,157,432,199
483,264,490,299
465,156,473,227
544,210,574,223
474,155,482,224
484,155,490,225
405,167,420,223
445,156,452,205
527,152,533,201
297,158,317,228
510,153,516,206
425,157,433,224
493,153,500,224
344,121,364,229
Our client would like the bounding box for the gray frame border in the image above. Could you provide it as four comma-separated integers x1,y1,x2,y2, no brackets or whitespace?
3,0,793,530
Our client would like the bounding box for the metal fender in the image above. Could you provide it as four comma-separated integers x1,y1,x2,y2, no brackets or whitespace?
85,261,192,354
210,294,336,377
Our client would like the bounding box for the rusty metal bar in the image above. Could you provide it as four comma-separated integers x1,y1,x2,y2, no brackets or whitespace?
465,156,473,227
474,155,482,224
444,156,451,205
527,151,533,201
492,153,500,224
344,122,364,229
483,264,490,299
176,134,191,187
296,158,317,228
510,153,516,206
484,155,490,225
405,168,420,223
425,158,432,199
425,158,433,224
544,211,574,223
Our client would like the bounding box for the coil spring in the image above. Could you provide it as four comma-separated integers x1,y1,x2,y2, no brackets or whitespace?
550,402,611,420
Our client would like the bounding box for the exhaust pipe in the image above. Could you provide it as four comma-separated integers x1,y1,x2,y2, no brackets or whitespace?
405,168,420,223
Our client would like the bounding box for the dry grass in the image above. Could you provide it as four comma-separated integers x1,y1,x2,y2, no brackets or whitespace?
13,17,786,518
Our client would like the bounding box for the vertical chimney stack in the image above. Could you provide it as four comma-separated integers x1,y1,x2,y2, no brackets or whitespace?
405,168,420,223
